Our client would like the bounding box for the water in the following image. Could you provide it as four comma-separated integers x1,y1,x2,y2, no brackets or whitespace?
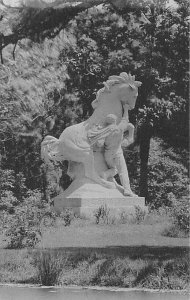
0,286,189,300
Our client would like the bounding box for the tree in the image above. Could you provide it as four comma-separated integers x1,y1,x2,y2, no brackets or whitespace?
0,35,69,191
0,0,152,62
0,0,188,203
58,0,189,201
0,0,108,63
135,0,189,200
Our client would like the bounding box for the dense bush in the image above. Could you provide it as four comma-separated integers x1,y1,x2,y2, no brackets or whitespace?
148,138,189,208
172,196,189,233
3,190,55,248
0,35,70,192
162,196,190,237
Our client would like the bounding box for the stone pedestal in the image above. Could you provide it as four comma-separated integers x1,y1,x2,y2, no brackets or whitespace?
53,177,146,218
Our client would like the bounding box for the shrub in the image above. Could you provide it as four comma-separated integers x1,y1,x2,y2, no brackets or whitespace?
0,169,15,199
32,251,68,286
172,196,190,233
60,209,73,226
148,138,189,208
162,196,189,237
0,169,28,211
119,206,147,225
0,190,19,214
133,205,147,224
93,205,110,225
3,190,55,248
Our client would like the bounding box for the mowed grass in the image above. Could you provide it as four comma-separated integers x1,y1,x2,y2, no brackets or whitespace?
38,210,189,249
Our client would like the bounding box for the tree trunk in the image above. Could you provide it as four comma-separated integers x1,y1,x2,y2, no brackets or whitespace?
139,124,152,204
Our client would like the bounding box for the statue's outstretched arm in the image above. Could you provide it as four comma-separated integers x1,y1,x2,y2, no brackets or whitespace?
119,104,134,146
117,103,129,131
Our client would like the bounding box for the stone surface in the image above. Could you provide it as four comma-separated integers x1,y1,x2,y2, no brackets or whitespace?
53,177,146,218
41,72,142,197
54,196,146,218
42,73,145,219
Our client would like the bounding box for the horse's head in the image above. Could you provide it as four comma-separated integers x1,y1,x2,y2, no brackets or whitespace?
95,72,142,110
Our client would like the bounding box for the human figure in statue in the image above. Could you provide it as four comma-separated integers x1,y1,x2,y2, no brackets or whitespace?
90,103,136,196
41,72,141,196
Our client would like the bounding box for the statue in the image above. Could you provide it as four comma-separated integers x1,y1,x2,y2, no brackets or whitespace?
41,72,142,197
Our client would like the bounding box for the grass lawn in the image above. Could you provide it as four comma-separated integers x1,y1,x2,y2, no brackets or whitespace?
39,219,189,249
0,213,189,289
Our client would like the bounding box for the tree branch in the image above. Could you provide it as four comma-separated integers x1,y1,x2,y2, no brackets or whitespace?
12,40,17,60
0,0,139,61
0,0,105,9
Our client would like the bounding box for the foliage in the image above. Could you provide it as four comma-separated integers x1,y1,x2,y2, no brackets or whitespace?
123,146,140,194
1,248,189,289
161,94,188,147
0,168,27,212
32,251,68,286
0,0,107,63
93,204,147,225
0,168,15,198
133,205,147,224
137,94,189,147
0,0,188,218
60,34,105,119
162,195,190,237
3,190,55,248
118,206,147,225
148,138,189,208
172,196,189,233
132,257,189,289
0,249,37,284
0,191,19,214
60,209,73,226
58,1,188,200
94,205,111,224
0,35,70,191
58,252,189,289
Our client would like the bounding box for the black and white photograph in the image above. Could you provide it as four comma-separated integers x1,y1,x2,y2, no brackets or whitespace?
0,0,189,299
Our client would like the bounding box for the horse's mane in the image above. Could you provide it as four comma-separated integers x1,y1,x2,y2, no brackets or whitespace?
103,72,142,92
92,72,142,109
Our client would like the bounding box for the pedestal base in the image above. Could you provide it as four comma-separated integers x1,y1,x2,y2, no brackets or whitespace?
54,196,146,218
53,178,146,219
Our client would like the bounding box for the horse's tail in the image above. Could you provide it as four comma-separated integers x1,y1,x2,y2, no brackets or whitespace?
41,135,62,166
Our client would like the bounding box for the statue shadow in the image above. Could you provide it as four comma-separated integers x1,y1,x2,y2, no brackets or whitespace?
36,245,189,260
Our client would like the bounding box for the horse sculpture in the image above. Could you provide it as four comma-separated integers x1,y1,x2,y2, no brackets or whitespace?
41,72,142,196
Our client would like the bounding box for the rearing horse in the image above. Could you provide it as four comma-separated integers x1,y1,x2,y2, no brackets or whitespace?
41,72,141,190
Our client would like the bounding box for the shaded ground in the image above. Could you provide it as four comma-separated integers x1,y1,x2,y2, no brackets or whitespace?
37,245,189,261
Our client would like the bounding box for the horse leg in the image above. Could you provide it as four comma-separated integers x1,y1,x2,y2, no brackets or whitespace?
58,140,115,188
82,151,96,179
